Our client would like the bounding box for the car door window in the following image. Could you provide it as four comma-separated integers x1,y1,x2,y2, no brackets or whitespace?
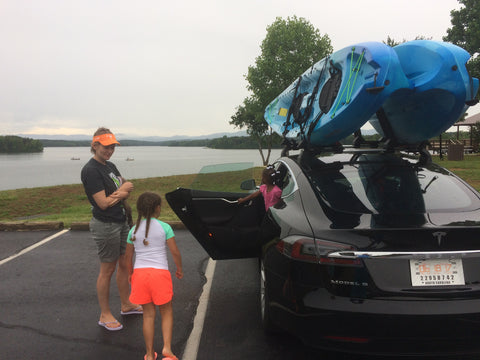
275,163,296,197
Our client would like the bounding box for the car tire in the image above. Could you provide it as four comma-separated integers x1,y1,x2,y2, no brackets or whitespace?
260,258,280,333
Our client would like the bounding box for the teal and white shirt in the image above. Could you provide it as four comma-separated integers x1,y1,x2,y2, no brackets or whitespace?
127,218,174,270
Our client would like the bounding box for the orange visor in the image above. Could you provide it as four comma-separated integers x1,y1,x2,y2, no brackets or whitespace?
92,133,120,146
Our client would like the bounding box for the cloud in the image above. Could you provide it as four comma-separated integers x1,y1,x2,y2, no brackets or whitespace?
1,0,477,137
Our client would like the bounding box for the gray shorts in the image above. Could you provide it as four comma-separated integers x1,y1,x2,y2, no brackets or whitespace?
89,217,130,263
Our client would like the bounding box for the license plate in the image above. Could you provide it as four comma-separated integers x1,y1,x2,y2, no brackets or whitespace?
409,259,465,286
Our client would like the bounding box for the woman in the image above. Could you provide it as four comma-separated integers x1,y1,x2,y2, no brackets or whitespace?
81,127,142,331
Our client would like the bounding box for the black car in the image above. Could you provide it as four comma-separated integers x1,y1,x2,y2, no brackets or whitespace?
166,148,480,356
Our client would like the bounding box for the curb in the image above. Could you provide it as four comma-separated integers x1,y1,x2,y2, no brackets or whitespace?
0,221,64,232
0,221,186,232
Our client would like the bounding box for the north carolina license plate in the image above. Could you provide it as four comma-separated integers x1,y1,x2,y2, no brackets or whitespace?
409,259,465,286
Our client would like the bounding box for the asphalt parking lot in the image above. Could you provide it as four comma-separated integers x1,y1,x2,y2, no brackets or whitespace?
4,229,478,360
0,228,208,360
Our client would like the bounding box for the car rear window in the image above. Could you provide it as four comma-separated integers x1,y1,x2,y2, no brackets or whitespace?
304,154,479,214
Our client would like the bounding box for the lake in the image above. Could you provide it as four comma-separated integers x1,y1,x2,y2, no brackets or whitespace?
0,146,283,191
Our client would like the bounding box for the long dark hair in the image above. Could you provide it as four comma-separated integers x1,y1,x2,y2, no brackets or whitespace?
131,192,162,246
263,165,280,185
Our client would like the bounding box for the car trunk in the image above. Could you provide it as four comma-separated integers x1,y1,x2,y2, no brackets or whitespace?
312,224,480,299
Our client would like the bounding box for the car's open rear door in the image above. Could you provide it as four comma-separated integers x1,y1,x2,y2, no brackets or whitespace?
165,163,264,260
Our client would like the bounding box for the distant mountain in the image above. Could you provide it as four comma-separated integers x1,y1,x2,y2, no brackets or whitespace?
123,131,248,142
16,134,93,141
17,129,382,143
15,130,248,141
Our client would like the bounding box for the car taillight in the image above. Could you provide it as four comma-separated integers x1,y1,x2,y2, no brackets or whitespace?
276,236,317,263
317,238,361,266
276,236,361,266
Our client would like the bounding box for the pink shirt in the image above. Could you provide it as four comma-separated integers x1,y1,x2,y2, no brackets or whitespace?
260,184,282,211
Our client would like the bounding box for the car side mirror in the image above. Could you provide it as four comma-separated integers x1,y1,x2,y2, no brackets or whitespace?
240,179,256,191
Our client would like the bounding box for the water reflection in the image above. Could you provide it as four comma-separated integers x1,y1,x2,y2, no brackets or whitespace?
0,146,282,190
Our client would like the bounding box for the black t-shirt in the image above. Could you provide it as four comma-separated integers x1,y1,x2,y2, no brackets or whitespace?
81,158,126,223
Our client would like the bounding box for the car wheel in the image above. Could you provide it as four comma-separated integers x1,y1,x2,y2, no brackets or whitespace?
260,258,280,333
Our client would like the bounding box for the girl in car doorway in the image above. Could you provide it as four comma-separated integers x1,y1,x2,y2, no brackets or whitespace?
125,192,183,360
238,165,282,211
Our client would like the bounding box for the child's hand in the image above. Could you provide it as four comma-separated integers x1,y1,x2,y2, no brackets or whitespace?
176,269,183,279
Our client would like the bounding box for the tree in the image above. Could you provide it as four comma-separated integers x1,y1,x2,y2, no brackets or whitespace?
0,136,43,153
230,96,275,164
471,122,480,152
231,16,332,165
383,35,432,47
444,0,480,80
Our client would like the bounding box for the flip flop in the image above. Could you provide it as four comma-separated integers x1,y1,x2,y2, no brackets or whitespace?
162,354,178,360
98,320,123,331
121,305,143,315
144,352,157,360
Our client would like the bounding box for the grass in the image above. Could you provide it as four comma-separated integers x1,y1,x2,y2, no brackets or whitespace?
433,155,480,190
1,155,480,228
0,168,264,228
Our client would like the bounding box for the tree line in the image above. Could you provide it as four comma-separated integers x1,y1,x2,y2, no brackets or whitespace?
4,130,478,154
38,136,285,149
0,136,43,153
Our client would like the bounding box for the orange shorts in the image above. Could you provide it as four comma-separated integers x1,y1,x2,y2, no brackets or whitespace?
129,268,173,306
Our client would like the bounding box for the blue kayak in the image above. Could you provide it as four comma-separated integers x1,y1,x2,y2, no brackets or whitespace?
369,40,479,144
264,42,411,146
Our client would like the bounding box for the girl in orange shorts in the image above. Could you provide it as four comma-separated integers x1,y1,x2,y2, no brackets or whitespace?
125,192,183,360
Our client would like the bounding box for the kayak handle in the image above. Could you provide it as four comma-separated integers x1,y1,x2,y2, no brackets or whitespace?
365,86,385,94
365,72,385,94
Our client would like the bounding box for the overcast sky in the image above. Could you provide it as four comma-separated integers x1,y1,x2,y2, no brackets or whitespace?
1,0,477,138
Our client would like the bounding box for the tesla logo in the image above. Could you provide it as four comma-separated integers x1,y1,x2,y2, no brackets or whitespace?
433,231,447,246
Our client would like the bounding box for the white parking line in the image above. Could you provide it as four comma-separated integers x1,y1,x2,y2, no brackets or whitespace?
182,258,216,360
0,229,69,266
1,230,215,359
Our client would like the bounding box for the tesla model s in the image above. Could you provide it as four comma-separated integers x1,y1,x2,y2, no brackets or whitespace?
166,149,480,356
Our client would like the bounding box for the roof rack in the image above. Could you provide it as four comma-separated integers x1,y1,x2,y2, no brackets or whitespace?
280,107,432,165
282,135,432,165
